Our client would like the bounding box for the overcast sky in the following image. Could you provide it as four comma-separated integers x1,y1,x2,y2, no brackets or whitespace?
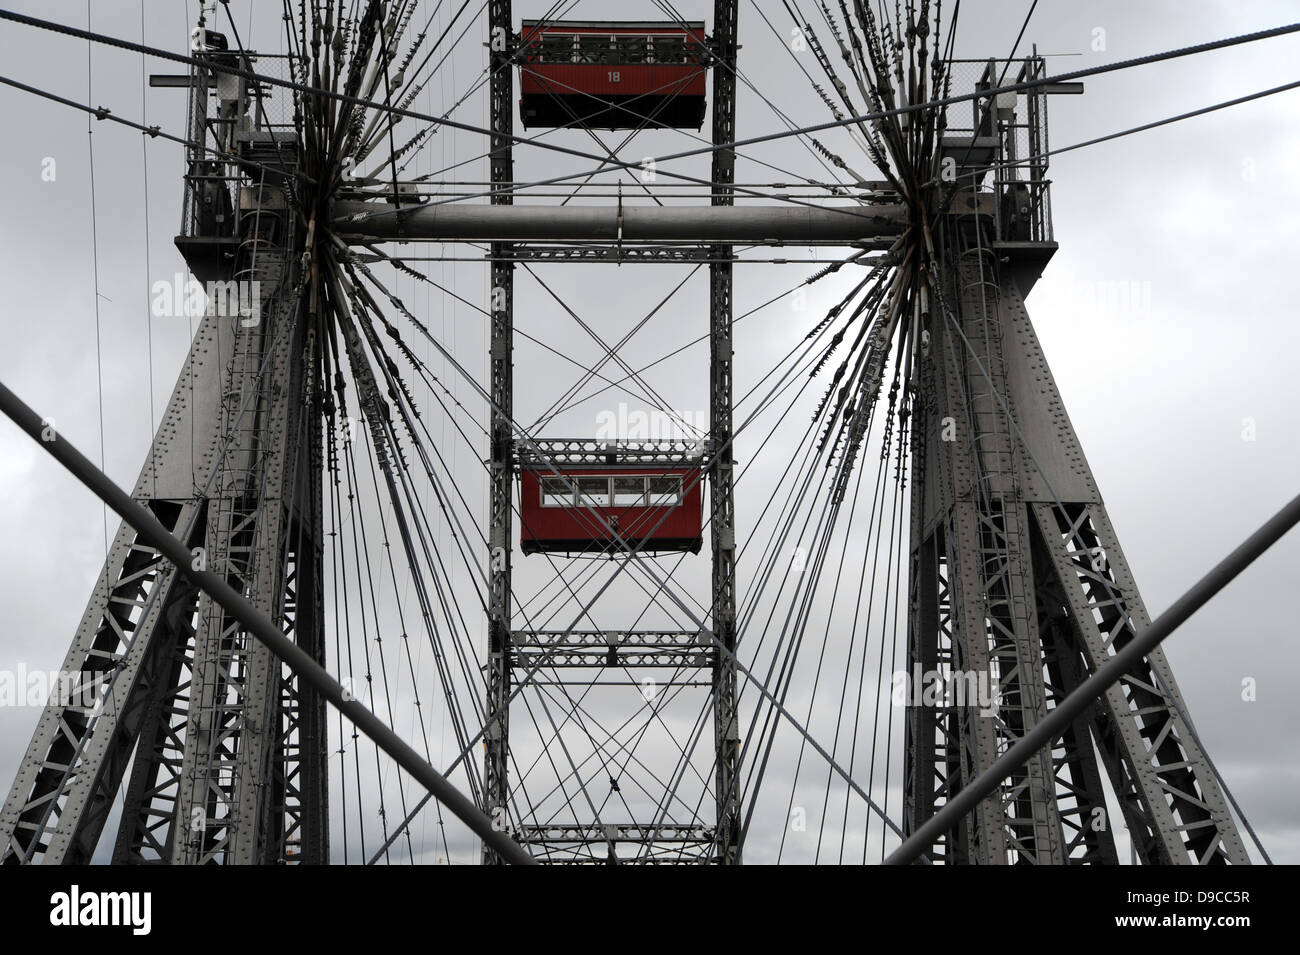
0,0,1297,864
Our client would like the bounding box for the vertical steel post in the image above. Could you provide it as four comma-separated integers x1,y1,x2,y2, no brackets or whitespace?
482,0,515,864
709,0,742,865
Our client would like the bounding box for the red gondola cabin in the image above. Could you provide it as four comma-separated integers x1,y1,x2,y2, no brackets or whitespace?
518,20,709,130
520,466,704,555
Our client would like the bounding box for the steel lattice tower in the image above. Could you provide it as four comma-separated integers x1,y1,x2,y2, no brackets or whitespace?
0,52,328,861
903,207,1246,865
894,60,1246,863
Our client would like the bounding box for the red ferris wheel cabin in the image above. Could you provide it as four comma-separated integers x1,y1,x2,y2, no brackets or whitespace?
518,441,706,555
518,20,710,130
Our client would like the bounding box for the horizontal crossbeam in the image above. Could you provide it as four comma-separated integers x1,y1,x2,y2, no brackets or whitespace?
513,630,713,667
501,245,715,262
334,201,906,244
517,438,704,467
517,823,715,844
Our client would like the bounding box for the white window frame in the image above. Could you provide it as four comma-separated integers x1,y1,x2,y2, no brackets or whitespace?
539,476,575,508
647,475,683,508
611,475,649,507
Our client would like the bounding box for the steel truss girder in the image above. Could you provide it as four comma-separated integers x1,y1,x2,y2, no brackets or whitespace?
500,245,714,263
512,630,713,668
904,208,1247,864
1027,514,1123,865
1030,501,1247,864
515,650,713,668
518,823,714,843
516,823,718,865
516,438,704,467
904,519,970,863
520,855,716,865
0,501,204,864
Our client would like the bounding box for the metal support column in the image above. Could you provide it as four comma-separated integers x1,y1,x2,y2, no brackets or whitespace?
169,182,320,865
709,0,742,866
482,0,515,865
903,197,1247,864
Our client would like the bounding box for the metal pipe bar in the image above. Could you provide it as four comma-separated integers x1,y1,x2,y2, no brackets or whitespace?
886,488,1300,865
0,378,537,866
334,201,907,243
355,254,889,264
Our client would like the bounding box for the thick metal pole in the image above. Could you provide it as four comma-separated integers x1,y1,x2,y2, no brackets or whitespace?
0,378,537,865
482,0,515,865
710,0,742,866
887,489,1300,864
334,201,906,243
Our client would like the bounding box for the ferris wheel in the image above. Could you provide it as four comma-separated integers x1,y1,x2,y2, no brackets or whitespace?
0,0,1295,867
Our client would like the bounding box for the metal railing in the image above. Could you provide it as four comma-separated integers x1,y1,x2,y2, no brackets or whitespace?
943,56,1055,244
521,32,708,66
179,50,302,242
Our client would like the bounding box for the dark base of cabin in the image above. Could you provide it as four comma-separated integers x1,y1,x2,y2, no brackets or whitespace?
520,94,706,130
522,537,703,556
